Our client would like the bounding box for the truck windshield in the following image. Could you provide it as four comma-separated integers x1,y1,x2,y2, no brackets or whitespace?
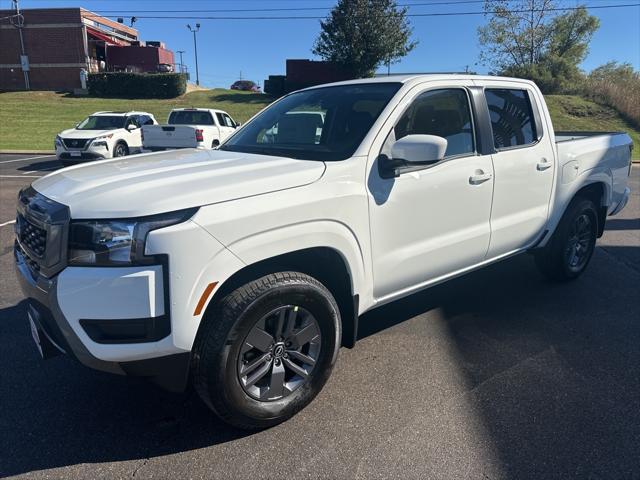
168,110,215,126
76,115,126,130
219,83,401,161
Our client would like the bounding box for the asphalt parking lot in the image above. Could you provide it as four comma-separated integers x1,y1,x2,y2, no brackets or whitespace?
0,153,639,479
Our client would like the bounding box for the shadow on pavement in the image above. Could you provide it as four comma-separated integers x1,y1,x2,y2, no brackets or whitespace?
16,160,63,173
1,248,639,478
359,248,640,478
603,217,640,231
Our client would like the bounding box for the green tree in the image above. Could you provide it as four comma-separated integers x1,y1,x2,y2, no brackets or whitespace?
478,2,599,93
312,0,417,78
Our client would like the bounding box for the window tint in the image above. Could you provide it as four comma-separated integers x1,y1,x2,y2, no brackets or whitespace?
76,115,125,130
216,113,225,126
393,89,475,158
139,115,154,126
125,116,139,128
220,83,401,161
168,110,214,126
485,89,537,148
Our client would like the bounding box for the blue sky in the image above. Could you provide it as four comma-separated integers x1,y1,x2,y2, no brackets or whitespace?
12,0,640,88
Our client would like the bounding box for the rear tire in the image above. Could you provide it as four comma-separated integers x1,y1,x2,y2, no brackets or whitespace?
535,197,598,281
212,140,220,149
192,272,341,430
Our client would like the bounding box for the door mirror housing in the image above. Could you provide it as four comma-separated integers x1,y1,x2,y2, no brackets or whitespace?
391,134,447,166
126,124,137,131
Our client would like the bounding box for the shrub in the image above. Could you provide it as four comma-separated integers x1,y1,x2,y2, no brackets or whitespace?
87,73,187,98
581,62,640,128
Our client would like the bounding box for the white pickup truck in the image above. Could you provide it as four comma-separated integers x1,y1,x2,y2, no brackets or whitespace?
15,75,632,429
142,108,239,151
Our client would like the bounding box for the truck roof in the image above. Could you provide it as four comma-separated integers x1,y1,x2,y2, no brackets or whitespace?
92,111,153,116
170,108,227,114
299,74,537,91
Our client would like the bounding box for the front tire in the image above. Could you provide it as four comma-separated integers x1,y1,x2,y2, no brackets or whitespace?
192,272,341,429
113,142,129,157
535,197,598,281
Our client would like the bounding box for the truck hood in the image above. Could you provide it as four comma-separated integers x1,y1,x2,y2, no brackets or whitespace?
32,149,326,218
59,128,117,139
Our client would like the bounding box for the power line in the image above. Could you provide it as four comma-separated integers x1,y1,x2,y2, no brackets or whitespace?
87,1,490,14
77,3,640,21
59,0,640,14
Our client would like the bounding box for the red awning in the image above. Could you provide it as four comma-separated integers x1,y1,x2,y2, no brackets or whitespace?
86,27,126,46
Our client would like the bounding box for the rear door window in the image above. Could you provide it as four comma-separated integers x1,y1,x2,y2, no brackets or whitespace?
485,89,537,149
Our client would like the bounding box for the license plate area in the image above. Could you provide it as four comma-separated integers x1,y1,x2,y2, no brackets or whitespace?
70,151,81,157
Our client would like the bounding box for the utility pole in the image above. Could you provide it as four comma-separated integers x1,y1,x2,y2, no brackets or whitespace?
186,23,200,86
11,0,30,90
177,50,185,73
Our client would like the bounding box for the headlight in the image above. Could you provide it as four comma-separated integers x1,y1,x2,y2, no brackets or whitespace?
68,208,197,266
91,133,113,148
55,135,63,147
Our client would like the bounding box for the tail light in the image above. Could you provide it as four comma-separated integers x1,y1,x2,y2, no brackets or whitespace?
195,129,204,142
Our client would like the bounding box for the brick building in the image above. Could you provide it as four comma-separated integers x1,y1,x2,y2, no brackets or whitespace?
264,59,353,96
0,8,174,91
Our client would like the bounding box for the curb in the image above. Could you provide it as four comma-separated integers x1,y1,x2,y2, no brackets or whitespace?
0,150,56,155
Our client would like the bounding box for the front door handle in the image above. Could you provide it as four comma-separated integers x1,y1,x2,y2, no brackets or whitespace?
537,158,552,171
469,171,493,185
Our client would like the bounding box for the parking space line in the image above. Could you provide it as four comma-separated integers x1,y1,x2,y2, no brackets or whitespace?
22,170,37,175
0,155,55,164
0,220,16,227
0,175,42,178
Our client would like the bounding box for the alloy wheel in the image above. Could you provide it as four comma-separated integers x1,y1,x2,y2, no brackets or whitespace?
565,213,594,272
237,305,321,401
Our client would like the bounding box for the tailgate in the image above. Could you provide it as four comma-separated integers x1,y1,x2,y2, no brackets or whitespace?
143,125,198,149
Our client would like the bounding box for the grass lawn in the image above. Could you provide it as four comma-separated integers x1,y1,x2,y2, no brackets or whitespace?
545,95,639,161
0,90,637,160
0,89,273,151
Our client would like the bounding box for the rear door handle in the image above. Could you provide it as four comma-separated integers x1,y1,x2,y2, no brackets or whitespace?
469,171,492,185
537,158,552,171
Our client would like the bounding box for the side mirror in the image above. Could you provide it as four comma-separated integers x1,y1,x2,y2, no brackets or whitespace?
391,134,447,166
127,124,137,131
235,122,241,128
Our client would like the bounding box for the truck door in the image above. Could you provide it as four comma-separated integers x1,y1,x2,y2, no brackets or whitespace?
482,87,555,257
125,115,142,150
216,112,235,142
367,84,495,300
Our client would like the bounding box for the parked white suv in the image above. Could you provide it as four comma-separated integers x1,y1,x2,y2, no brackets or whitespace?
17,76,632,429
55,111,157,164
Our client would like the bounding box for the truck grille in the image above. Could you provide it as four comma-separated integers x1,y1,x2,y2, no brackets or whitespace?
17,214,47,257
62,138,89,149
15,241,40,278
15,186,70,278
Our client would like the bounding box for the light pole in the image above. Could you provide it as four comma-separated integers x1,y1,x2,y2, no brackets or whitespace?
186,23,200,86
177,50,185,73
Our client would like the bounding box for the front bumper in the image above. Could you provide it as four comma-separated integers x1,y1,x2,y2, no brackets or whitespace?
14,245,190,392
55,143,110,162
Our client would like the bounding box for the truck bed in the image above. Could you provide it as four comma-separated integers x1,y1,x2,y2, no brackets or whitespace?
554,130,632,217
555,131,628,143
